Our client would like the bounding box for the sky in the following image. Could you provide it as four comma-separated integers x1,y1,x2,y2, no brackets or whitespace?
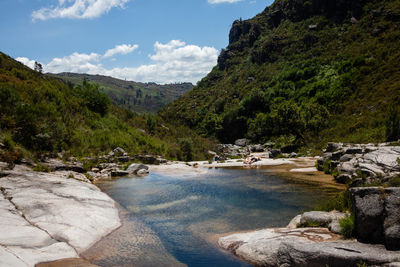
0,0,272,84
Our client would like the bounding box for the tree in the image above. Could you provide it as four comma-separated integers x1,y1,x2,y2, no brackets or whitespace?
34,61,43,73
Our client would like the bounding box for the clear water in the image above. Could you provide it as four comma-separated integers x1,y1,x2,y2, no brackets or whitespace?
97,167,336,267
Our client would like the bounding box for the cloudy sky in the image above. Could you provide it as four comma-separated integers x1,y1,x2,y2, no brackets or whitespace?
1,0,272,84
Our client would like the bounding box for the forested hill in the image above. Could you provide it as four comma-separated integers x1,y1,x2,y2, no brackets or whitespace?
160,0,400,150
51,72,193,114
0,52,212,161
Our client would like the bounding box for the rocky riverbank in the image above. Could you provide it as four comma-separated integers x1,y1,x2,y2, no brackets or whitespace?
219,142,400,267
0,165,121,267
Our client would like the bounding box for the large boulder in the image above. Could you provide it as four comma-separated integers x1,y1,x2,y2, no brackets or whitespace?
219,227,400,266
384,188,400,250
351,187,400,250
127,164,149,176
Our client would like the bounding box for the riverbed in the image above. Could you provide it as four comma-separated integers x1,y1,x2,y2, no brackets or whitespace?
84,166,340,267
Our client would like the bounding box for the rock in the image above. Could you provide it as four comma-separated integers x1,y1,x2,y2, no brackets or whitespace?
219,227,400,267
250,144,264,152
351,187,385,244
0,162,7,169
127,163,149,174
332,151,343,161
91,168,100,172
289,152,297,158
345,147,363,154
117,156,130,162
136,169,149,176
308,24,318,30
287,214,302,229
351,16,359,23
338,161,357,174
269,149,281,158
300,211,347,227
340,154,354,162
328,220,342,234
358,162,385,176
0,169,121,265
98,163,119,170
111,170,130,177
234,139,249,147
336,174,352,184
326,142,342,152
384,188,400,250
112,147,126,156
44,159,85,173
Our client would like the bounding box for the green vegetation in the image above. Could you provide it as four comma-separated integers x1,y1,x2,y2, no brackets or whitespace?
51,73,193,114
315,191,351,212
160,0,400,151
0,52,214,162
339,214,355,239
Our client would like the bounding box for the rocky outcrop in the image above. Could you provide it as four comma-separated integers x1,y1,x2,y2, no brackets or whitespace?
317,143,400,185
351,187,400,250
0,168,121,266
219,227,400,267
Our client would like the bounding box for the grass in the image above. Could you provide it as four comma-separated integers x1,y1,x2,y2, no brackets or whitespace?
339,214,355,239
315,191,351,212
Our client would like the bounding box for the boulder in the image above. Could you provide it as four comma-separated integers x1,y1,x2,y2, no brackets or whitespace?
300,211,347,227
234,139,249,147
250,144,264,152
136,169,149,176
340,154,354,162
345,147,363,154
351,187,385,244
287,214,302,229
44,159,85,173
332,151,343,161
112,147,126,156
136,155,166,165
219,227,400,266
269,149,281,158
127,164,149,175
325,142,342,152
289,152,297,158
384,188,400,250
328,220,342,234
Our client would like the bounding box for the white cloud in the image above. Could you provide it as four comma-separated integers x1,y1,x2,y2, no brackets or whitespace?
18,40,219,84
32,0,130,21
16,57,36,69
208,0,242,4
46,52,102,73
104,44,138,58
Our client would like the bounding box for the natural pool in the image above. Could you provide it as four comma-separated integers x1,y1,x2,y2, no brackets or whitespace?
91,167,338,267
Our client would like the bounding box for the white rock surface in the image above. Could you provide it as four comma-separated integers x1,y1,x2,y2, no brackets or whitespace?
219,227,400,266
0,169,121,266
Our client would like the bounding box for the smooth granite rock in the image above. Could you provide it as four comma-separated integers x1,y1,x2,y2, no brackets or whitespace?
219,227,400,267
299,211,347,227
0,169,121,266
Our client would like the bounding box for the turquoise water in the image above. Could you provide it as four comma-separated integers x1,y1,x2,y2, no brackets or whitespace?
98,167,334,267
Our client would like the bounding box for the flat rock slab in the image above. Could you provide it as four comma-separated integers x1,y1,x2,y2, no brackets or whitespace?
0,169,121,266
219,227,400,267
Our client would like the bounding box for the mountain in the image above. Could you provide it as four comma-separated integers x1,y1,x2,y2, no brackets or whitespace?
51,72,193,114
0,52,212,161
160,0,400,150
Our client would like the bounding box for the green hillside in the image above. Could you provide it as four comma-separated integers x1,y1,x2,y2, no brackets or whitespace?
51,72,193,114
160,0,400,150
0,52,212,162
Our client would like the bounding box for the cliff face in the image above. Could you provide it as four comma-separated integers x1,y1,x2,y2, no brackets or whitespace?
160,0,400,146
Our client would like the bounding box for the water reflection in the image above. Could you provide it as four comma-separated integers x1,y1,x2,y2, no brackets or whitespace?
95,168,337,267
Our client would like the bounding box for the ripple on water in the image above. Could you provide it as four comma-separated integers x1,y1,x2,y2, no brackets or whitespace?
89,168,340,267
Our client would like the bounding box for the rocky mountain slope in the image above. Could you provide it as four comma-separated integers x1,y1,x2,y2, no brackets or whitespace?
51,72,193,114
160,0,400,149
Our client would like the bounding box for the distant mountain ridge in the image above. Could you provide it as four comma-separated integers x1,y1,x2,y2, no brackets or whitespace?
51,72,193,114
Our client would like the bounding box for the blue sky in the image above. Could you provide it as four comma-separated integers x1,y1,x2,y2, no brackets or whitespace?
1,0,272,84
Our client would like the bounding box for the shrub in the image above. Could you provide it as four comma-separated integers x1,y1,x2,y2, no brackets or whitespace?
339,214,355,239
315,191,351,212
388,175,400,187
33,163,50,172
